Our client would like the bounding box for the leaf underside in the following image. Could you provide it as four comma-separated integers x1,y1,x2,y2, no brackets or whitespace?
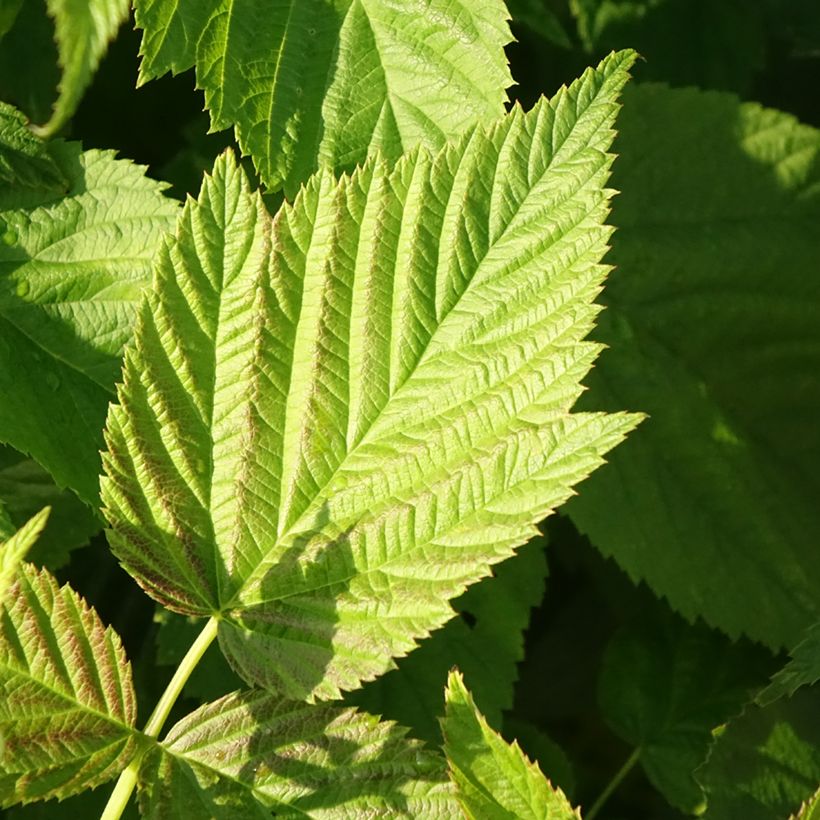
139,689,456,818
134,0,513,193
0,104,179,504
0,564,138,806
102,50,639,701
442,670,578,819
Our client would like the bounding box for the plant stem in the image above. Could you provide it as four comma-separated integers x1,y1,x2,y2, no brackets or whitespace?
585,747,641,820
100,616,219,820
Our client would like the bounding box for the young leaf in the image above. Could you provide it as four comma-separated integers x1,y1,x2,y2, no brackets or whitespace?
102,51,639,700
758,622,820,706
0,507,49,601
36,0,131,137
442,670,578,819
138,689,456,818
697,687,820,820
597,608,774,813
134,0,513,193
568,84,820,649
792,787,820,820
0,106,179,504
350,536,548,744
0,564,139,806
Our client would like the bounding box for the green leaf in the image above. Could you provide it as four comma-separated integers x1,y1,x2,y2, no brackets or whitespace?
0,0,23,40
0,507,49,602
442,670,578,819
0,102,66,190
792,787,820,820
102,51,639,700
0,500,12,540
0,444,100,569
567,83,820,649
697,687,820,820
0,106,179,504
0,564,139,806
758,622,820,707
138,689,456,818
34,0,131,137
350,535,548,744
598,607,775,813
134,0,513,194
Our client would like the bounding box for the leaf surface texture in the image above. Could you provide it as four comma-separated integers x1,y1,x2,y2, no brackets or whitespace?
0,565,138,805
135,0,513,193
139,690,456,818
102,51,639,700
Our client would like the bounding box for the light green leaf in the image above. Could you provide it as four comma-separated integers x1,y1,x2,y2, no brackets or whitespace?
0,102,66,191
0,564,139,806
34,0,131,137
0,500,13,540
139,689,456,818
567,83,820,649
0,106,179,504
443,670,578,819
758,622,820,707
0,444,100,569
0,507,49,602
598,607,774,813
134,0,513,194
350,536,548,744
102,51,639,700
697,687,820,820
792,787,820,820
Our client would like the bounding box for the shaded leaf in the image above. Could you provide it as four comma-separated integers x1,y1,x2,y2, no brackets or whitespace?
698,687,820,820
135,0,513,193
36,0,131,137
568,83,820,649
0,445,100,569
508,0,573,47
598,607,774,813
758,622,820,706
139,690,456,818
0,106,179,504
442,669,578,819
0,102,65,190
0,565,139,806
102,51,639,700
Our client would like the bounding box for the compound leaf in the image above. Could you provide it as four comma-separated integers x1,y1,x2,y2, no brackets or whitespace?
442,670,578,819
134,0,513,194
102,51,639,701
568,84,820,649
36,0,131,137
0,564,139,806
139,690,456,818
0,507,49,602
697,687,820,820
0,104,179,504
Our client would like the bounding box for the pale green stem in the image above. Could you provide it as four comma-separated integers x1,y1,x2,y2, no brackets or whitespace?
585,747,641,820
100,617,219,820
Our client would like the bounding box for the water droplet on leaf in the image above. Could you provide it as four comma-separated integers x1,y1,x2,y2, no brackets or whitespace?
15,279,30,297
2,229,17,245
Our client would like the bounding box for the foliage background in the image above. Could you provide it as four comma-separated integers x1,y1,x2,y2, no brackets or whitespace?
1,0,819,817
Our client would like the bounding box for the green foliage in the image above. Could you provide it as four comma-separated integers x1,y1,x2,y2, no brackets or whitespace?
0,557,139,805
139,691,457,817
135,0,514,194
1,0,819,816
0,104,178,504
598,608,775,812
568,83,820,650
442,670,578,819
102,52,638,702
697,687,820,820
